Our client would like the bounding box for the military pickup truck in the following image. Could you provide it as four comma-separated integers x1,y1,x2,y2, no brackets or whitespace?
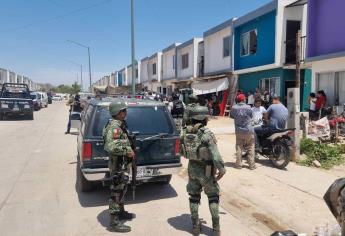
0,83,34,120
76,98,182,192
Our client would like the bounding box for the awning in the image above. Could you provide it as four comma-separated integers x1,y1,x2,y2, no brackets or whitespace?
192,78,229,95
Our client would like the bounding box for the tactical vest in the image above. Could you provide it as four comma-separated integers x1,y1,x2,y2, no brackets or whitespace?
184,125,211,163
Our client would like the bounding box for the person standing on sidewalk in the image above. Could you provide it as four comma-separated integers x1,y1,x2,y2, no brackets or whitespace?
230,94,256,170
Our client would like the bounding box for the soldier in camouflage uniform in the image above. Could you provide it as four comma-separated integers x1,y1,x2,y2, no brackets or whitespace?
180,105,226,236
103,101,135,233
182,94,199,127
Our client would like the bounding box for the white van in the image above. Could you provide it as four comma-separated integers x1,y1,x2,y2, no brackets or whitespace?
39,92,48,108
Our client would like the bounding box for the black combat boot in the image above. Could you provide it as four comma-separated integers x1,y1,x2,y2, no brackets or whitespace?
119,204,136,220
191,217,201,236
212,218,220,236
108,214,131,233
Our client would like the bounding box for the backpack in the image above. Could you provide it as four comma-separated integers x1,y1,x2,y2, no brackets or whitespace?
184,125,212,162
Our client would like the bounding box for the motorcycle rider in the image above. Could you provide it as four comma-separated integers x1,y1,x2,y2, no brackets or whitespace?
254,95,288,147
251,98,267,128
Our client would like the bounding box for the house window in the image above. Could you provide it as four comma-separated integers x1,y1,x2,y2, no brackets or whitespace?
223,36,230,57
317,71,345,106
173,55,176,70
152,63,157,75
135,69,138,79
157,86,162,93
182,53,189,69
240,29,257,56
260,77,280,97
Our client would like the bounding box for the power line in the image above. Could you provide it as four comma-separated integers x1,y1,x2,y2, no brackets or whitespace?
0,0,113,33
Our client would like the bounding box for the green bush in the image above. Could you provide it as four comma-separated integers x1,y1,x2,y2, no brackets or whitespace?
299,138,344,169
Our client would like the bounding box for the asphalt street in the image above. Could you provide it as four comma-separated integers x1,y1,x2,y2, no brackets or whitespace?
0,102,255,236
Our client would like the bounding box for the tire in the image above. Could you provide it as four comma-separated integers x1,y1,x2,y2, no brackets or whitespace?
45,104,48,108
77,161,94,192
156,175,172,185
28,113,34,120
269,139,290,169
0,113,3,120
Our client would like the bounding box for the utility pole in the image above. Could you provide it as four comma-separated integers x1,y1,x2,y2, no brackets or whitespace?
288,30,302,162
131,0,136,95
67,40,92,92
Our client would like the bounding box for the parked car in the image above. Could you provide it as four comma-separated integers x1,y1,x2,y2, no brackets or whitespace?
0,83,34,120
30,92,41,111
52,95,63,101
76,98,182,192
39,92,48,108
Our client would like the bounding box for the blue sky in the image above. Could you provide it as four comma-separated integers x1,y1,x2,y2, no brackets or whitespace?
0,0,271,87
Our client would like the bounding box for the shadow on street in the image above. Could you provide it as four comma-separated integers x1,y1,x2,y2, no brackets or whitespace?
167,214,214,236
75,162,179,207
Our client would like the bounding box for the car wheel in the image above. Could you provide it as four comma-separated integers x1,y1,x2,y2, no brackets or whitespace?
156,175,172,185
45,104,48,108
28,113,34,120
77,161,94,192
0,113,3,120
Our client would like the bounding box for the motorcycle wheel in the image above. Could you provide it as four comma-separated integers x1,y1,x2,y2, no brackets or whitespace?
269,140,290,169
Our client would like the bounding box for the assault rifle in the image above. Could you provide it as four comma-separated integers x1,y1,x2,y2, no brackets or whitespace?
127,130,139,201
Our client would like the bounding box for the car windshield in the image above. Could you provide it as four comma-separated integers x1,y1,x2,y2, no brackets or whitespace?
92,105,174,137
2,90,30,99
30,94,37,99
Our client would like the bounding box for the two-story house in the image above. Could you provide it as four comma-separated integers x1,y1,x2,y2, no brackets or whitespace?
140,57,149,91
175,38,203,91
147,52,162,93
234,0,311,108
307,0,345,107
161,43,180,95
118,67,127,87
127,62,141,86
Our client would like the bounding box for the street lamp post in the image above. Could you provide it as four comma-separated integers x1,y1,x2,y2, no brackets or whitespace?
69,60,83,91
67,40,92,92
131,0,136,95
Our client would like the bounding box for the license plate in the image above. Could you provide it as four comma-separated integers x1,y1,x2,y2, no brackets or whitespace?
24,105,30,109
13,107,19,111
136,167,154,178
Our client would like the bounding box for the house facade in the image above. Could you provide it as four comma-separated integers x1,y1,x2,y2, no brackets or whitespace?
147,52,162,92
234,0,311,109
175,38,203,90
118,68,127,87
161,43,180,95
127,62,141,86
307,0,345,107
140,57,149,90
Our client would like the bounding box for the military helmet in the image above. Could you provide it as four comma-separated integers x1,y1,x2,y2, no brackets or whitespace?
190,105,209,121
188,94,198,103
109,101,127,116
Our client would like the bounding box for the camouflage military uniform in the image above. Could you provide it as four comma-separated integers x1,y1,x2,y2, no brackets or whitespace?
180,106,226,236
182,94,199,127
102,101,134,233
103,119,132,214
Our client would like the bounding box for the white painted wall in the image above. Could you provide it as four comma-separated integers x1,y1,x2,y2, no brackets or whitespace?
127,62,141,85
140,59,149,83
148,52,162,82
204,27,232,74
177,38,203,79
279,4,306,65
311,56,345,91
162,48,177,80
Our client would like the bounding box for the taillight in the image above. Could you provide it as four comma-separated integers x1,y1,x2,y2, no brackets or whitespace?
175,139,180,155
82,142,92,160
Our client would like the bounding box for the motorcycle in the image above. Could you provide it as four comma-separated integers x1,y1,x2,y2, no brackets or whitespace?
244,128,295,169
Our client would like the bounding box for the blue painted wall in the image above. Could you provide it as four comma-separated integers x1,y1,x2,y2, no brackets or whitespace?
118,73,123,86
234,10,276,70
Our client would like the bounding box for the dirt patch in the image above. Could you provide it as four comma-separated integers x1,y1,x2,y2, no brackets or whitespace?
252,212,285,231
228,199,251,210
